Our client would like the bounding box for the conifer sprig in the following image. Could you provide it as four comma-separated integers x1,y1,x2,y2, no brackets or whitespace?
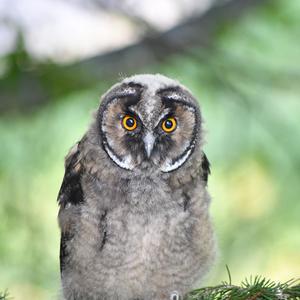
0,291,9,300
186,268,300,300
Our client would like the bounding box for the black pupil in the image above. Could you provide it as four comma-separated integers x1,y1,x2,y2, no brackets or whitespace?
126,117,135,127
165,119,173,129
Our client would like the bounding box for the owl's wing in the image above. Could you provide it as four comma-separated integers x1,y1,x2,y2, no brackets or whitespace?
57,142,83,208
201,152,211,185
57,142,83,272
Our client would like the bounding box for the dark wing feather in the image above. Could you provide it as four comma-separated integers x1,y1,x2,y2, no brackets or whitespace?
201,152,211,185
57,143,83,272
57,143,84,208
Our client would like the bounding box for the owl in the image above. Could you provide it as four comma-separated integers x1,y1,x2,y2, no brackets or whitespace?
57,74,216,300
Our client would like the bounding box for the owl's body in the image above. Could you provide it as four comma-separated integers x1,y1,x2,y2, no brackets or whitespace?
58,74,215,300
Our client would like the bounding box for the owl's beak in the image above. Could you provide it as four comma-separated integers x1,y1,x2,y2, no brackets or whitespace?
143,132,155,158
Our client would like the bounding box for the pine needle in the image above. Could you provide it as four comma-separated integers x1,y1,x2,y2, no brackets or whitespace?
186,272,300,300
0,291,9,300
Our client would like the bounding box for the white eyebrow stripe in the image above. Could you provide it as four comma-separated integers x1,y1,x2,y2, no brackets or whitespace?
121,87,137,96
162,93,196,111
164,93,181,100
112,87,140,99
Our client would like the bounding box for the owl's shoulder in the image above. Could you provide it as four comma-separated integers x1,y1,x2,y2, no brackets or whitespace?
57,141,84,208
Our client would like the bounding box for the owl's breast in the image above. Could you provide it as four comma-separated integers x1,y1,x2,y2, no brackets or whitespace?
69,190,214,299
99,205,196,270
95,205,208,298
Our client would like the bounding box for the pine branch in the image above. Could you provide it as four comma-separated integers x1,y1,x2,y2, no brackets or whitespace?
186,270,300,300
0,291,9,300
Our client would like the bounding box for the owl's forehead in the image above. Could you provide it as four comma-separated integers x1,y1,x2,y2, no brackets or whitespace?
123,74,179,92
102,74,197,126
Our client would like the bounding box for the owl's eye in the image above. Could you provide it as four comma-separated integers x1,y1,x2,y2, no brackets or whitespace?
162,117,177,133
122,115,137,131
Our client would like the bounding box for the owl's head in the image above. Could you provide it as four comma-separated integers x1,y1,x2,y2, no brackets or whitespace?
97,74,202,173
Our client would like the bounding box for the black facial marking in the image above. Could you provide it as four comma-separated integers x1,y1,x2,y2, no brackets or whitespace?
57,144,84,207
157,86,181,95
201,152,211,185
157,86,196,108
153,134,174,161
108,82,143,109
162,97,196,112
106,82,143,103
123,133,145,159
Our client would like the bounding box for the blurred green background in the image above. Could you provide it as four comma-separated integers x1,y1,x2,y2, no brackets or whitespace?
0,0,299,299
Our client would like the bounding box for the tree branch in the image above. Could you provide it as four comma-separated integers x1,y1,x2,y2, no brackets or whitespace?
0,0,267,113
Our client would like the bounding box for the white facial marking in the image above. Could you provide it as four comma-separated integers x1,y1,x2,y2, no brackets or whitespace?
170,291,180,300
160,147,194,172
122,87,136,96
166,93,181,100
105,146,134,170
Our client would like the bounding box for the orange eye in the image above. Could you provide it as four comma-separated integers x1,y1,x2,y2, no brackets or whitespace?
122,115,137,131
162,117,177,133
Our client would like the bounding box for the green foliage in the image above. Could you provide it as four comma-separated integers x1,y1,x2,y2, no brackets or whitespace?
186,268,300,299
186,277,300,300
0,291,9,300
